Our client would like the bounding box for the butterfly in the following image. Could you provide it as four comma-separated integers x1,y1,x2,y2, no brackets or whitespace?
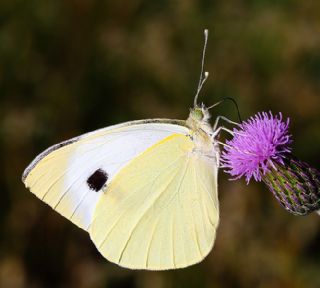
22,30,221,270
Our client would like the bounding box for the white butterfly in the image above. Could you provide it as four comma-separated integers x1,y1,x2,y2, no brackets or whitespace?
22,30,221,270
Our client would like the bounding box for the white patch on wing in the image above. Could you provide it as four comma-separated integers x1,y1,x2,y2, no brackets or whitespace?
65,124,189,230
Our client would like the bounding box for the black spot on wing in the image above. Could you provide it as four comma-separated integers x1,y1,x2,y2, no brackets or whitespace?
87,169,108,192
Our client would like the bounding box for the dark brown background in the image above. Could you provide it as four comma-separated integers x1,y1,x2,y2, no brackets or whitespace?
1,0,320,287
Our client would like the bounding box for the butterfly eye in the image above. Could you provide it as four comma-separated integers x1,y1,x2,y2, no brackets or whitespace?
87,169,108,192
191,108,204,121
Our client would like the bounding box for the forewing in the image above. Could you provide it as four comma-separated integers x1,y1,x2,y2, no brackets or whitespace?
90,134,219,270
22,120,188,230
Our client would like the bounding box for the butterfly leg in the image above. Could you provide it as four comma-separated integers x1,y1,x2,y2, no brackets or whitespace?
210,126,241,141
198,125,236,141
213,115,241,132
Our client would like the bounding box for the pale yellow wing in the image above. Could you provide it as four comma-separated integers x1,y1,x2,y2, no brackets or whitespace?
22,121,188,230
90,134,219,270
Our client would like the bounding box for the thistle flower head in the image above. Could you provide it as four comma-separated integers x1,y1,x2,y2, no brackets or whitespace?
221,111,320,216
221,112,292,183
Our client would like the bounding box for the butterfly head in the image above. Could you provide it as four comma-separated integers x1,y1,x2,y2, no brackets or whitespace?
189,105,211,122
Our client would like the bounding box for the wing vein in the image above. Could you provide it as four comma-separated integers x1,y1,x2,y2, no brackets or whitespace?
171,214,176,268
145,218,160,269
191,203,202,257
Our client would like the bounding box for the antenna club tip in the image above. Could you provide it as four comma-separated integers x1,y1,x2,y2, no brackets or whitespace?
204,29,209,34
204,71,209,77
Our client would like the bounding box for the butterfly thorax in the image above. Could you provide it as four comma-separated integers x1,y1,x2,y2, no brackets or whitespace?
186,106,219,162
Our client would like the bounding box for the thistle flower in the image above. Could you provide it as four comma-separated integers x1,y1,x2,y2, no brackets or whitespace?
221,112,320,216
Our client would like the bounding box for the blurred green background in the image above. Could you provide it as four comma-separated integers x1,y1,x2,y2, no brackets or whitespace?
1,0,320,287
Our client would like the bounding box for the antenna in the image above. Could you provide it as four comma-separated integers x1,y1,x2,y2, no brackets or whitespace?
194,29,209,107
208,97,243,123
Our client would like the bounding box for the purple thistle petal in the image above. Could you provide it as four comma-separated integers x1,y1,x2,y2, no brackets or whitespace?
221,111,292,183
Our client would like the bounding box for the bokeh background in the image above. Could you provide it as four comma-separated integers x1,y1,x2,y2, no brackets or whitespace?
1,0,320,287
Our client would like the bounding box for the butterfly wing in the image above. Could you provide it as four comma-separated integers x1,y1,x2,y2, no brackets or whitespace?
90,133,219,270
22,120,188,231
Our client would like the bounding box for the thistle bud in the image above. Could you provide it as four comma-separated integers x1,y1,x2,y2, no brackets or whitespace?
263,157,320,215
